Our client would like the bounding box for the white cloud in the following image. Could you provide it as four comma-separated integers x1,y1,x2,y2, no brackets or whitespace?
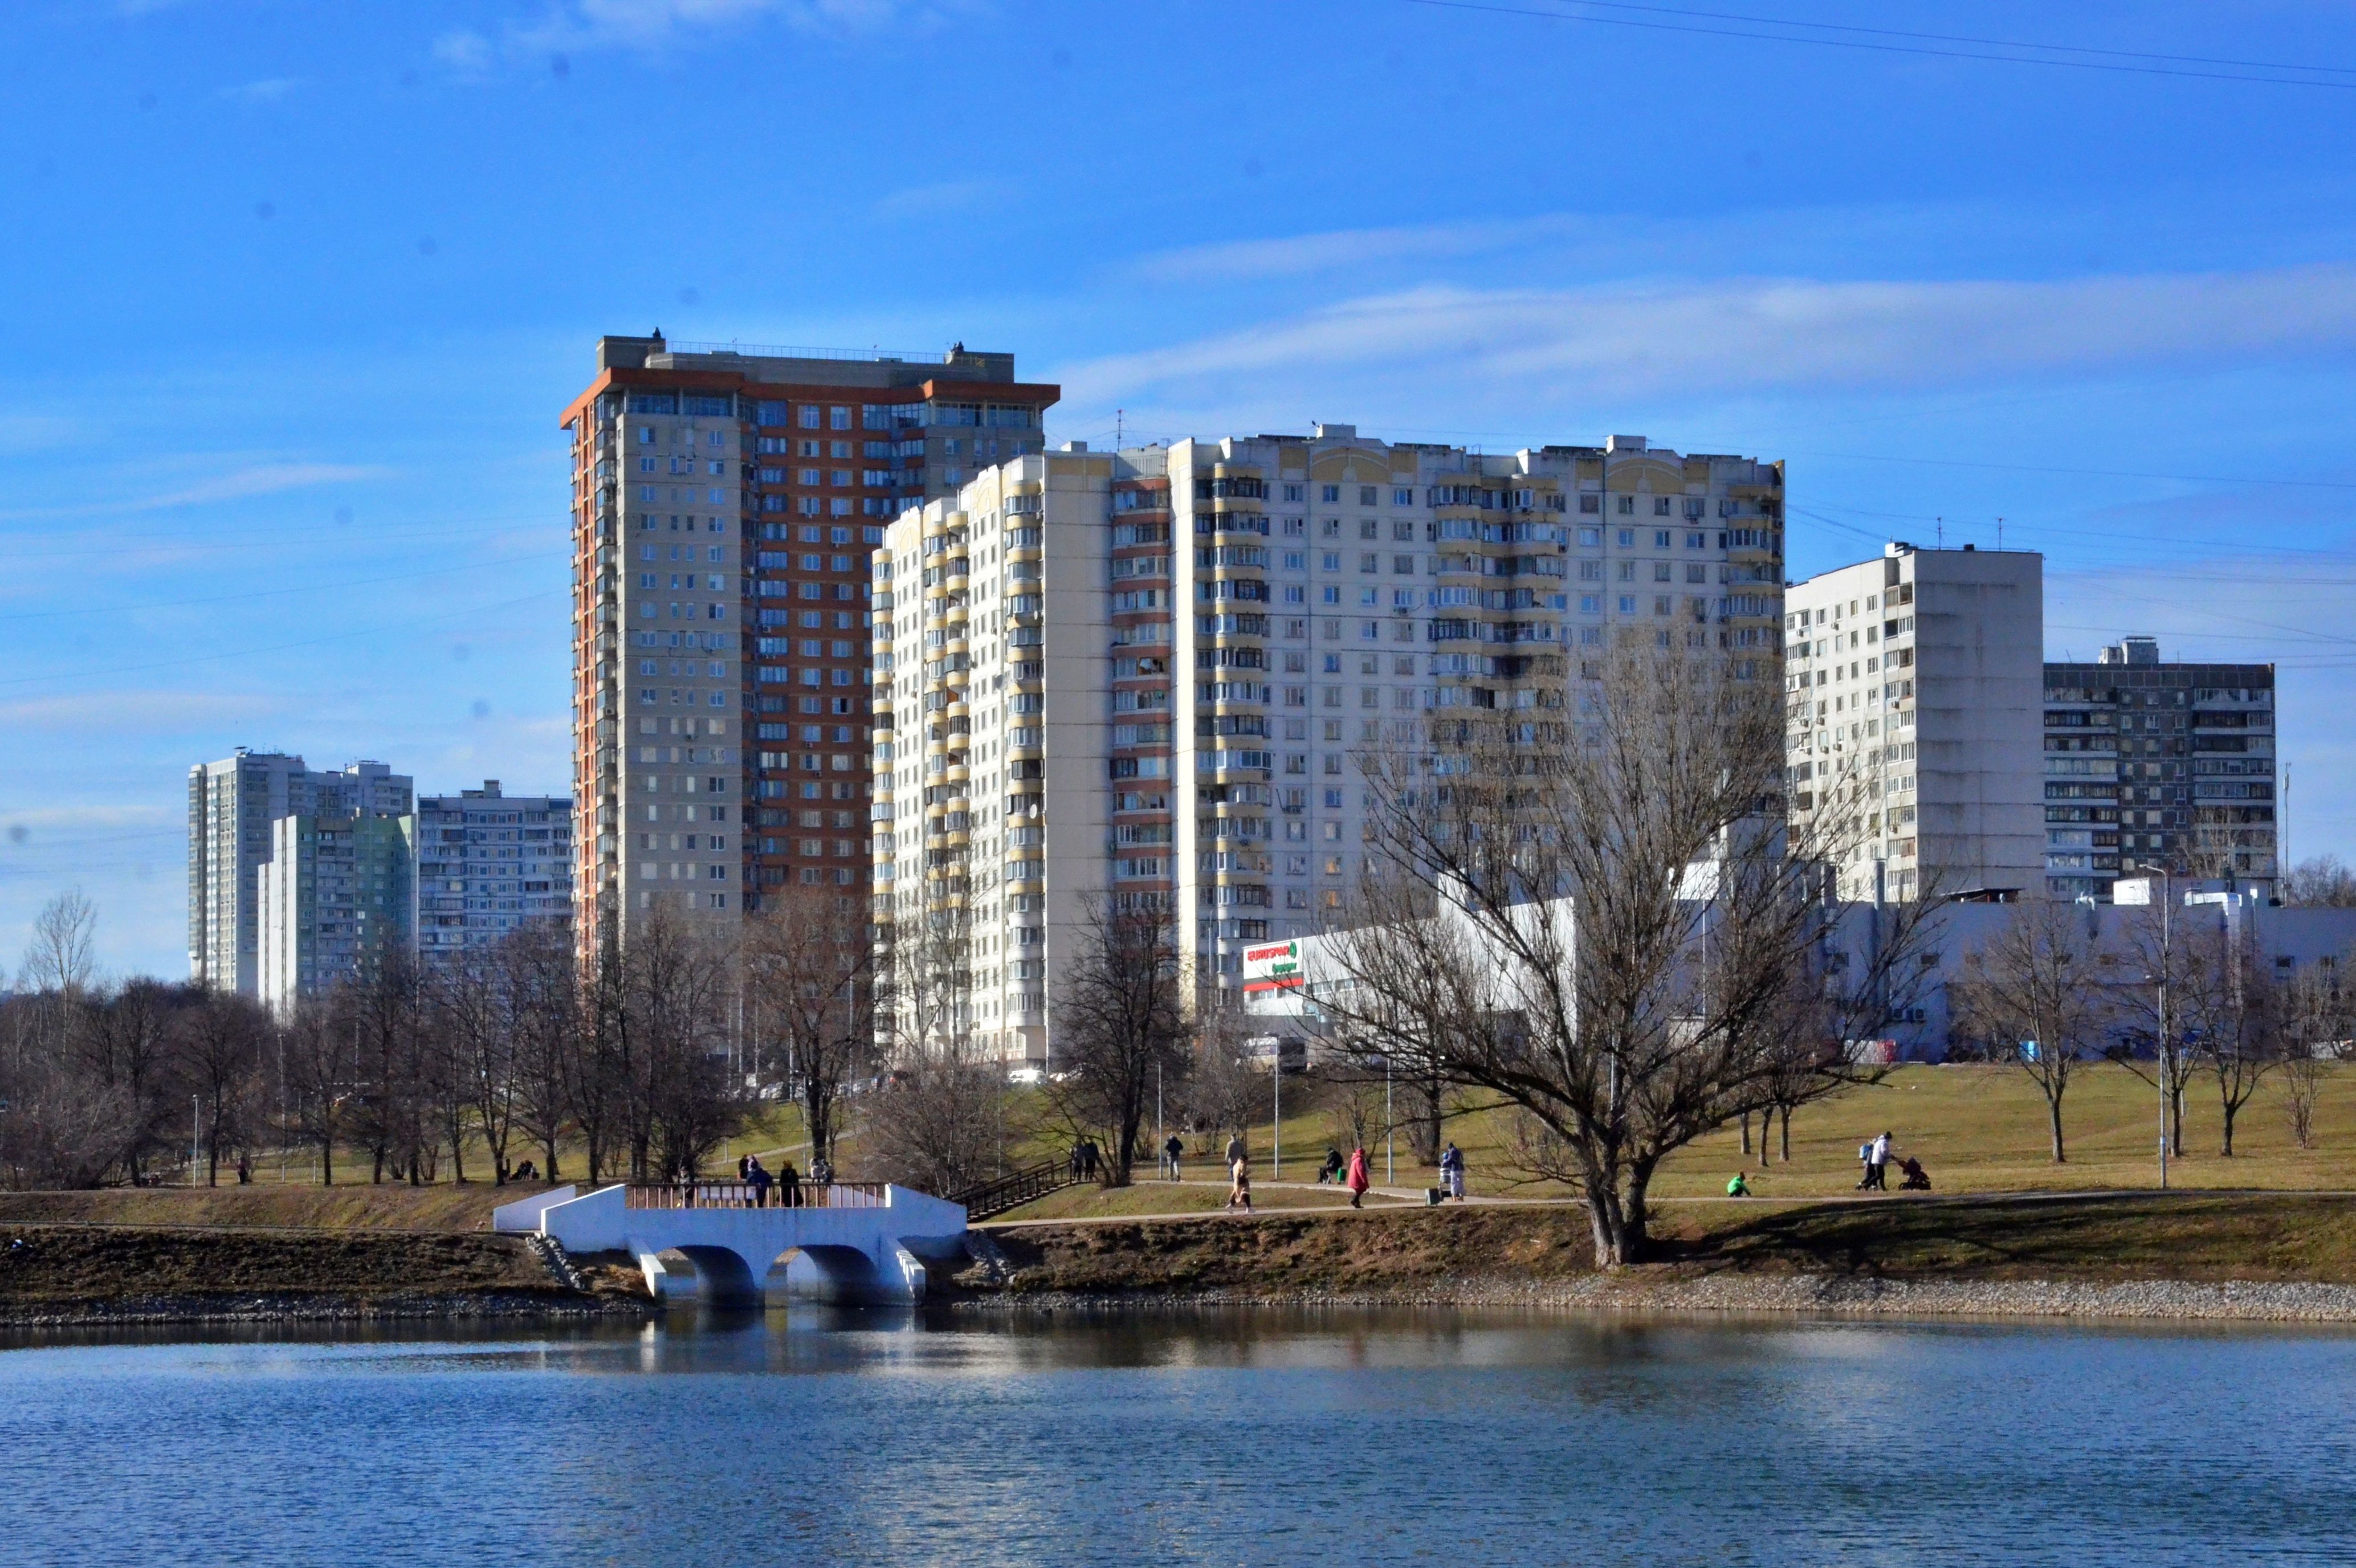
219,77,300,103
0,692,284,734
872,178,1004,220
445,0,976,63
1055,265,2356,420
0,462,388,521
1136,216,1589,285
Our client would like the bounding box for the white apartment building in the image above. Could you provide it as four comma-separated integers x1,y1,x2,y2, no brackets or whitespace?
187,751,413,994
1784,542,2043,902
414,782,575,966
257,811,417,1015
873,450,1117,1063
876,429,1786,1064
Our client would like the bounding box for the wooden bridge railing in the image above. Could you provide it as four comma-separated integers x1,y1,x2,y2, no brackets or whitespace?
625,1179,887,1211
947,1158,1085,1222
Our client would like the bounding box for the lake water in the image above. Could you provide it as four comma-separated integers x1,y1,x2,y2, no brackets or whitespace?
5,1308,2355,1566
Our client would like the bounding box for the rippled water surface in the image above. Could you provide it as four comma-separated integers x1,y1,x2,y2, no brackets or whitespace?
6,1308,2356,1565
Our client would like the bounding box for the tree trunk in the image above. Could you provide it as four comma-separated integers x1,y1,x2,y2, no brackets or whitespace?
1739,1112,1752,1155
544,1134,561,1182
320,1138,335,1187
2170,1080,2186,1162
2047,1092,2068,1163
2220,1096,2239,1157
1779,1106,1792,1163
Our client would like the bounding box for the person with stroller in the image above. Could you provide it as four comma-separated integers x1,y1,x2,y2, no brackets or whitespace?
1896,1155,1932,1191
1856,1130,1893,1191
1440,1142,1466,1202
1317,1148,1344,1185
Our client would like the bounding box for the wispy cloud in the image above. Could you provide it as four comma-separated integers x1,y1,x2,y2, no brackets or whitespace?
1057,265,2356,418
1136,216,1590,285
0,462,389,521
439,0,976,68
0,692,286,734
872,178,1005,220
219,77,300,103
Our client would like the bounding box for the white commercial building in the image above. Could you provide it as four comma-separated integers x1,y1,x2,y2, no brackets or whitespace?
1784,543,2043,902
875,429,1787,1065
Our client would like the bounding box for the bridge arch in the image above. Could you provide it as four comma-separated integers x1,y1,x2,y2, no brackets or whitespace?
773,1244,886,1305
651,1244,765,1305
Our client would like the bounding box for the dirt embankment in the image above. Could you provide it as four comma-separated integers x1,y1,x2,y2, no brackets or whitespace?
0,1183,568,1233
0,1224,650,1326
952,1194,2356,1321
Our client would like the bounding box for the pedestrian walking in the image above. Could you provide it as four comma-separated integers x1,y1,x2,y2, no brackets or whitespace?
778,1159,802,1209
1440,1141,1466,1201
747,1156,773,1209
1346,1145,1371,1210
1163,1133,1184,1182
1867,1130,1893,1191
1225,1155,1253,1214
1225,1131,1246,1170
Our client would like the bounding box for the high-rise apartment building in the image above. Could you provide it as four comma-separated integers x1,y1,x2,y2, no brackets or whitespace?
876,430,1786,1064
561,334,1057,958
257,812,417,1015
187,750,413,993
2041,636,2277,900
1784,543,2043,902
414,782,575,966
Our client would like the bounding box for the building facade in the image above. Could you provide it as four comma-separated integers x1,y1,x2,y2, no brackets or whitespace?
187,750,414,994
2041,636,2278,901
876,430,1786,1065
1785,543,2043,903
257,812,418,1015
561,334,1058,959
414,782,575,966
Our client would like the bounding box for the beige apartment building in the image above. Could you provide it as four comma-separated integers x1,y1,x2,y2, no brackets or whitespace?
877,428,1786,1065
1784,542,2044,902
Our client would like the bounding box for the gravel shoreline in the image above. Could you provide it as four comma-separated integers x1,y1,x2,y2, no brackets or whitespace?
0,1291,658,1328
951,1273,2356,1323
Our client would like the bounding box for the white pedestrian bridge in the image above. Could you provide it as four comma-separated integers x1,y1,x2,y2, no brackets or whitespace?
493,1178,969,1306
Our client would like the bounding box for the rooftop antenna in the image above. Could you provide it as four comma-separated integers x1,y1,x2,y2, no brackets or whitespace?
1935,516,1944,548
1996,516,2005,550
1115,408,1124,452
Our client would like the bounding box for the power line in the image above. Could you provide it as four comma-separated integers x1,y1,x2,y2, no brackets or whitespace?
1403,0,2356,89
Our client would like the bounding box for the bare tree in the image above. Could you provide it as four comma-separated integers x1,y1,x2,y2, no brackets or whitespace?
280,995,352,1185
1044,899,1191,1185
1950,899,2113,1162
2117,901,2204,1161
2182,918,2278,1157
20,889,97,997
500,921,581,1180
1312,636,1931,1266
1181,1004,1266,1149
2281,953,2351,1150
2282,855,2356,908
745,883,874,1169
171,988,267,1185
622,899,744,1182
857,1052,1007,1194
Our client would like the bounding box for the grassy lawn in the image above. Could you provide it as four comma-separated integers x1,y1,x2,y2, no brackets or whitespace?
1146,1061,2356,1206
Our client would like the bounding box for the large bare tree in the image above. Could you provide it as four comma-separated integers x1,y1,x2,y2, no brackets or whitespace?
1045,898,1191,1186
745,883,874,1169
171,988,267,1185
1310,635,1934,1267
1950,899,2114,1162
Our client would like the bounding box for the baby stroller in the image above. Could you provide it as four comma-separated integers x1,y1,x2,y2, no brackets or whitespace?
1896,1156,1931,1191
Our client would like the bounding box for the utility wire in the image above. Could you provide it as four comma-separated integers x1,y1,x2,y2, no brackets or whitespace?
1404,0,2356,89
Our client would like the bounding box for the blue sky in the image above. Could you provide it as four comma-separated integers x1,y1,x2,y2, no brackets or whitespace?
7,0,2356,978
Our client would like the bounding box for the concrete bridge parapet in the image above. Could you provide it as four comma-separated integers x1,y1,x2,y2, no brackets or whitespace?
501,1182,968,1305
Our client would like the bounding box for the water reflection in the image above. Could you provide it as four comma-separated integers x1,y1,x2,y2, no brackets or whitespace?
3,1309,2354,1566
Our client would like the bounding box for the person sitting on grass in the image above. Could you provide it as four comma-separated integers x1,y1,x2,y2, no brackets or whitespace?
1318,1148,1343,1185
1726,1173,1751,1198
